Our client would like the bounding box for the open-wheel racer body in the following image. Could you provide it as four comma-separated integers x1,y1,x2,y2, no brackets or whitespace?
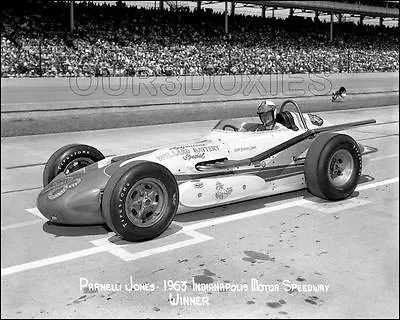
37,99,376,242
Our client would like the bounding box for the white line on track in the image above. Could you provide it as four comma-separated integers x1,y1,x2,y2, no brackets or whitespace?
0,208,47,231
356,177,398,191
1,176,398,277
1,98,164,106
25,207,47,220
90,230,213,262
300,198,371,214
181,199,308,232
370,153,399,161
1,247,108,277
321,104,399,114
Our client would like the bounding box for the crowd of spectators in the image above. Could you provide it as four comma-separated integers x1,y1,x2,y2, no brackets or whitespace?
1,1,398,77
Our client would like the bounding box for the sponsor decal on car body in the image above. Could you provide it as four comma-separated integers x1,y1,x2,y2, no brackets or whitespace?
156,145,221,162
215,181,233,200
42,176,82,200
233,146,257,153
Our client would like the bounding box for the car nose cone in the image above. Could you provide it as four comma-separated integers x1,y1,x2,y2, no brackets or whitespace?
36,176,105,225
37,188,69,224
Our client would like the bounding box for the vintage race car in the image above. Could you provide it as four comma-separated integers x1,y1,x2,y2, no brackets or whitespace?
37,99,376,242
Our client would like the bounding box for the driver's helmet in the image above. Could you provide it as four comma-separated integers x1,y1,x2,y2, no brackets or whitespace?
338,86,347,97
257,100,276,127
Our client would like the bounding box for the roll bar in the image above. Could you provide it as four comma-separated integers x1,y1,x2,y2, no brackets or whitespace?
279,99,309,131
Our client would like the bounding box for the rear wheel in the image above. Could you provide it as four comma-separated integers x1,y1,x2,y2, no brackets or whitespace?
43,144,105,186
102,161,179,242
304,133,362,200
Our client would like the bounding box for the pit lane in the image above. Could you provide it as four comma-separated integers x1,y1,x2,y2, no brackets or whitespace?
1,105,399,318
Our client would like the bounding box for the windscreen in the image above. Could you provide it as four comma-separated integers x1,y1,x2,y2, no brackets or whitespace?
212,119,261,132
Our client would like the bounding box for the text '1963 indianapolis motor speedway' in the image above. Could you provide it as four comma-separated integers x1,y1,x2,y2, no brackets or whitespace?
36,99,376,242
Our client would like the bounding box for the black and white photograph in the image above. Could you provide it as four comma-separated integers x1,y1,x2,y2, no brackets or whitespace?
1,0,399,318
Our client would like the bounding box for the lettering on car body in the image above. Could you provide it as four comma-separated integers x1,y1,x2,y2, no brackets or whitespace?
233,146,256,153
156,145,221,162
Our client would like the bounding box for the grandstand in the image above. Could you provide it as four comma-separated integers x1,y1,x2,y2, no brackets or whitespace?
1,1,398,77
132,1,399,26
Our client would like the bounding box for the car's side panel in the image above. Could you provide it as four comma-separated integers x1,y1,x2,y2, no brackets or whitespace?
179,174,267,208
177,172,305,214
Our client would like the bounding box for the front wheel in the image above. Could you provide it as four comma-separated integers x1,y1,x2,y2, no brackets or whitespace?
304,133,362,200
102,161,179,242
43,144,105,186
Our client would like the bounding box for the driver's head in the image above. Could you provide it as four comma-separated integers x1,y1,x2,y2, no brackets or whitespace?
257,100,276,127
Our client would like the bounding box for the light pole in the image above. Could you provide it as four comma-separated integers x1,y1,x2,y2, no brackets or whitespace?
70,0,74,34
225,0,228,34
39,34,42,77
225,0,230,74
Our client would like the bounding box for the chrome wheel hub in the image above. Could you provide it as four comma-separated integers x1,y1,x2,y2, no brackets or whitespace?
328,149,354,188
125,178,167,227
64,157,94,175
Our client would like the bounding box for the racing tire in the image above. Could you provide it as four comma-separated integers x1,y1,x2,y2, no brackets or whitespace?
43,144,105,186
304,133,362,201
102,161,179,242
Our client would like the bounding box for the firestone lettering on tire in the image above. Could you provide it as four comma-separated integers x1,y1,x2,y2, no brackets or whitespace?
57,150,91,171
172,192,177,206
118,183,129,228
353,144,362,175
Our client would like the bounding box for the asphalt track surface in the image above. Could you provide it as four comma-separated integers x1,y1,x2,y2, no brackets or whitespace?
1,72,399,136
1,105,399,319
1,73,398,107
